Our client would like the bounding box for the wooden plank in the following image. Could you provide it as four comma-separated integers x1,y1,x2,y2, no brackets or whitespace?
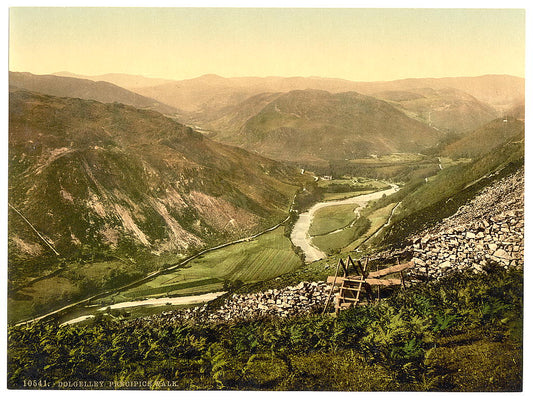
367,261,414,278
327,275,363,284
328,276,404,286
365,278,402,286
337,296,359,302
338,286,364,293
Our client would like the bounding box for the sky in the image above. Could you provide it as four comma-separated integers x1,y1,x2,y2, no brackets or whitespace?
9,6,526,82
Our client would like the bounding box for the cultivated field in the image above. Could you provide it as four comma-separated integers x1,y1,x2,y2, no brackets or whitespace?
308,203,359,236
104,227,301,304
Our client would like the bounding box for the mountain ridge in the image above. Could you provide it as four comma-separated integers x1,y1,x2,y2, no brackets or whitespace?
10,71,178,115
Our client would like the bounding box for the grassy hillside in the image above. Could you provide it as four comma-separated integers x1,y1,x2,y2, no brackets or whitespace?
104,226,300,303
10,71,177,115
443,118,524,159
8,89,304,290
230,89,442,163
373,87,498,134
368,122,524,249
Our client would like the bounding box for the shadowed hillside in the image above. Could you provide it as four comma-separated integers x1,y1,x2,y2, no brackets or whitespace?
442,118,524,159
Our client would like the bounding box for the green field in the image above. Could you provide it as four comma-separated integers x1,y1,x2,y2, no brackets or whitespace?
310,201,399,255
322,190,375,201
308,203,359,236
311,217,371,254
343,202,398,251
105,227,301,304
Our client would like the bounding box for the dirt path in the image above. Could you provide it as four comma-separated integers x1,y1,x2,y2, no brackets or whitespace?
99,291,226,310
290,184,399,263
60,292,227,326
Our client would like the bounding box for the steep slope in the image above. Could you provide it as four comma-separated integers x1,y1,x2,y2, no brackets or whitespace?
442,118,524,159
409,167,523,278
225,89,442,163
371,124,524,249
10,71,177,115
372,87,498,134
8,89,302,284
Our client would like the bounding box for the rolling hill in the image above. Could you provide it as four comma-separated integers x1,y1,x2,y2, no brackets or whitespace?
127,73,523,124
442,117,524,159
372,87,499,134
8,89,303,286
53,71,176,88
10,71,178,115
217,89,443,163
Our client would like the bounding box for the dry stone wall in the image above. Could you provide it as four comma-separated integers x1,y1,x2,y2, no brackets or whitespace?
409,168,524,279
138,281,334,325
205,281,332,321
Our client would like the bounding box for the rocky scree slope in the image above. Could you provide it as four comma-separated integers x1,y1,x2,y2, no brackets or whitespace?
409,168,524,279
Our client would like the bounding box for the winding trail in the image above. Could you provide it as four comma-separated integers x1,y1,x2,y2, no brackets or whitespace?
60,292,226,326
290,184,399,263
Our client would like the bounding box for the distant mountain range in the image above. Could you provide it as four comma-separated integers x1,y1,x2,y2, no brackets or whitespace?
9,88,302,282
49,71,524,114
127,73,523,116
12,70,522,165
10,71,178,115
53,71,176,89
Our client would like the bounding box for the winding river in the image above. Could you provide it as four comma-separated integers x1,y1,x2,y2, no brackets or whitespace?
25,184,399,326
290,184,399,263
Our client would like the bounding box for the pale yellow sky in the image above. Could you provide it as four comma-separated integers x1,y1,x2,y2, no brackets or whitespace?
9,8,525,81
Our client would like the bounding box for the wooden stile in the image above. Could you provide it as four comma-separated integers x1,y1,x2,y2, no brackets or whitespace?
324,256,413,314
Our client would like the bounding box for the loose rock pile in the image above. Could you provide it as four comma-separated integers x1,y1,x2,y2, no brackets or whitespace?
409,168,524,279
137,281,334,325
206,281,332,321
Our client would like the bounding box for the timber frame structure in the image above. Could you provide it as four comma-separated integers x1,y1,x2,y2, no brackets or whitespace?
323,255,414,314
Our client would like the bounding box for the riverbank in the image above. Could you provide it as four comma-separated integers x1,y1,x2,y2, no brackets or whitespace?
290,184,399,263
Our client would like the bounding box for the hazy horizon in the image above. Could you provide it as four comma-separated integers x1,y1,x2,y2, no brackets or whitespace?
9,69,525,83
9,8,525,82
